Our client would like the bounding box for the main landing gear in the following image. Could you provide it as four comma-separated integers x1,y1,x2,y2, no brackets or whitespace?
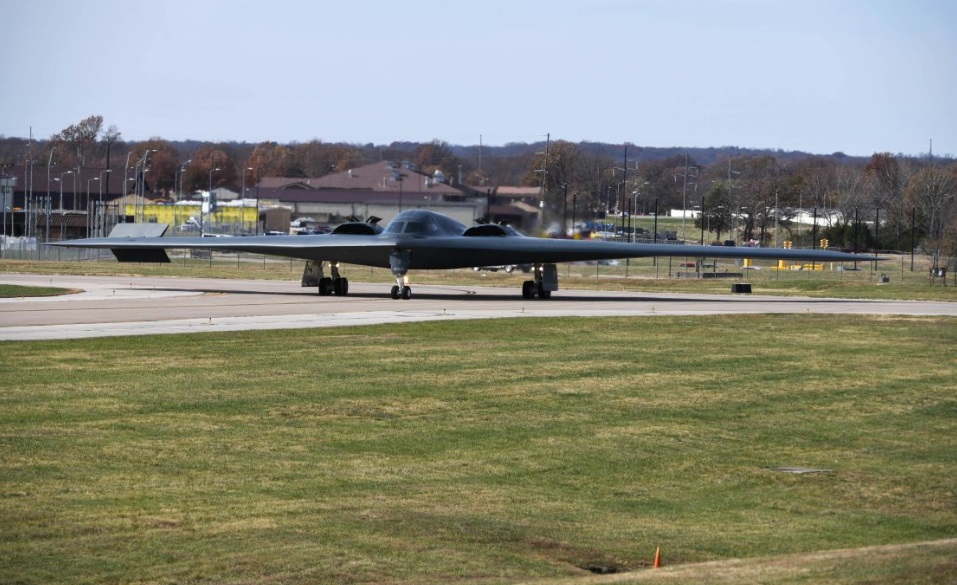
521,263,558,300
301,260,349,296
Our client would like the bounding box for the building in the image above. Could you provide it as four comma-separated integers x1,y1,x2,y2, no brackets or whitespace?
4,163,127,239
254,161,543,232
253,161,487,227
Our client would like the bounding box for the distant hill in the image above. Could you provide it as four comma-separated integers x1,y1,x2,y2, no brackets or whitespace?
449,141,868,166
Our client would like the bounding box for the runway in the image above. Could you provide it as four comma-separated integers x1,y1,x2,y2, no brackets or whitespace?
2,273,955,341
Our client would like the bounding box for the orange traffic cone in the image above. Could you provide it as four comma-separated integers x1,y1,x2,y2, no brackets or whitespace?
653,546,661,569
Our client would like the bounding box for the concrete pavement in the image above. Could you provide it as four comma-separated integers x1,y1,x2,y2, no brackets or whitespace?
2,273,955,341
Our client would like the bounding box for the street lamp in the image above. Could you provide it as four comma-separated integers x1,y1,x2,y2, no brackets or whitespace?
58,169,73,210
98,169,112,205
674,156,698,241
205,167,220,236
397,173,405,212
72,165,80,212
254,167,261,235
727,158,741,237
241,166,253,233
631,181,649,243
86,177,99,237
135,149,157,222
175,159,191,201
695,205,704,245
93,169,111,237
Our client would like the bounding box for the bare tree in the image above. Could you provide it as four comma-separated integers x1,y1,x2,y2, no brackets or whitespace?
905,164,957,253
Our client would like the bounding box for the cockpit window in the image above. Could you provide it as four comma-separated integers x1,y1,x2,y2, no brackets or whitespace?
384,221,403,234
384,221,432,234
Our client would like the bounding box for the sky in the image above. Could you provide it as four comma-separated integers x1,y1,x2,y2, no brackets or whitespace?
4,0,955,157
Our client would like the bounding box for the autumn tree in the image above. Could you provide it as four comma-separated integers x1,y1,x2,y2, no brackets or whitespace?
327,145,364,173
126,139,181,196
414,140,462,179
49,115,123,168
248,142,293,179
182,146,236,194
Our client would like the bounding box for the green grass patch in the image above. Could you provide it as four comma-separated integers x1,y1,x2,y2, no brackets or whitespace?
2,315,956,584
0,284,77,298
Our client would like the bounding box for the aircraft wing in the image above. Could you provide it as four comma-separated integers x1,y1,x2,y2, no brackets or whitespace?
51,230,876,268
396,235,875,269
49,234,403,267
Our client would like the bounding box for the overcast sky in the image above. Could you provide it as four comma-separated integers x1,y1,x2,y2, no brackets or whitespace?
4,0,955,157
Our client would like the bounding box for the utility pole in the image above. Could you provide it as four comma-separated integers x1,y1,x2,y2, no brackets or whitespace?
478,134,483,183
682,154,689,240
621,144,627,238
538,133,550,223
674,155,697,241
542,133,549,201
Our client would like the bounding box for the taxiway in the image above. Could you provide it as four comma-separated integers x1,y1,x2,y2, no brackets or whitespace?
2,273,955,341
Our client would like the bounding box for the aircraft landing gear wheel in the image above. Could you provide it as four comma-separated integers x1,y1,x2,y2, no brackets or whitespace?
391,285,400,299
401,286,412,300
522,280,535,299
318,277,333,296
334,277,349,295
537,282,551,299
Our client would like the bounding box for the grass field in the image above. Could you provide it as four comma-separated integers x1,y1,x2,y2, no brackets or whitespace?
0,284,76,298
2,315,955,584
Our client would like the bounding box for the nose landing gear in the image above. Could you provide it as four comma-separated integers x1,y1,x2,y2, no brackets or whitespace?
390,285,412,300
389,249,413,300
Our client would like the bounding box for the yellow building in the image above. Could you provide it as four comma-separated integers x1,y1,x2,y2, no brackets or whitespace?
124,203,259,233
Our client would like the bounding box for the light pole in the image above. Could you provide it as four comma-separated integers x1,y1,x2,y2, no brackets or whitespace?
58,169,73,210
43,148,55,239
631,181,649,243
674,156,698,241
397,173,405,212
94,169,110,236
135,149,157,222
241,166,252,232
727,157,741,240
254,167,261,235
98,169,112,206
94,169,111,237
122,152,132,221
175,159,192,201
695,205,704,245
71,165,80,212
86,177,99,237
205,167,220,236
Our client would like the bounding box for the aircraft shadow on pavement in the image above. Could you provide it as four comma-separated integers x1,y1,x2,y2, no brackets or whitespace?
145,285,853,304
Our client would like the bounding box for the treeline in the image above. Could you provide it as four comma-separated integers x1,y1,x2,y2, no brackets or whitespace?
1,115,954,256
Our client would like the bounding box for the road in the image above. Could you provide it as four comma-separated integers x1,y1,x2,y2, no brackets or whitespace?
2,273,955,341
